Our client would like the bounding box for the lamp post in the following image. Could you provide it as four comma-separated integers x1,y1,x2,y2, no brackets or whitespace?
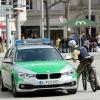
6,0,11,49
40,0,44,39
43,0,62,39
60,0,71,38
16,11,21,40
14,0,28,40
65,1,70,38
42,0,71,39
0,0,13,50
88,0,91,35
44,0,50,39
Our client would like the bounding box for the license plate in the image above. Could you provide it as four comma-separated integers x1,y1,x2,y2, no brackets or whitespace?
39,80,58,85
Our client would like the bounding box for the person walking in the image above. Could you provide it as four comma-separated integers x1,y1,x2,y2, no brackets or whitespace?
59,37,70,53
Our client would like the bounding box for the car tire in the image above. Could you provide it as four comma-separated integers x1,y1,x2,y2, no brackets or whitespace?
1,77,8,91
12,77,19,97
67,89,77,94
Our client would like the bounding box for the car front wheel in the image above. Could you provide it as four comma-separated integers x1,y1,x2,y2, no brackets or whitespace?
12,77,19,97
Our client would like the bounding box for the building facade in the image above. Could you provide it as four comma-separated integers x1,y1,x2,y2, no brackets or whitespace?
21,0,100,39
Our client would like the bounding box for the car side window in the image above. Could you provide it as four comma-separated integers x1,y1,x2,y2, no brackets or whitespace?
4,49,12,59
9,49,15,59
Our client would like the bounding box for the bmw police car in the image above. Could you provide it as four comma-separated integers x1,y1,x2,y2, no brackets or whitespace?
0,38,77,97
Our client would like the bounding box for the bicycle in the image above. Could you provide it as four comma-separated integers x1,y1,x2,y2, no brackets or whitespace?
82,56,97,92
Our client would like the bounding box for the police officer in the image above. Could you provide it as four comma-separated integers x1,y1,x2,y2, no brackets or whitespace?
68,39,100,90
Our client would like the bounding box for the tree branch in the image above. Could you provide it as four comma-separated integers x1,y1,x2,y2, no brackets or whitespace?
48,1,61,9
44,0,71,9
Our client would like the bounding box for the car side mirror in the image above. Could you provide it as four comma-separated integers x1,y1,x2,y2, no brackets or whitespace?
61,53,72,60
65,55,72,60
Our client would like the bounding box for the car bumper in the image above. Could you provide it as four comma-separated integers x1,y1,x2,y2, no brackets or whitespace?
15,77,77,92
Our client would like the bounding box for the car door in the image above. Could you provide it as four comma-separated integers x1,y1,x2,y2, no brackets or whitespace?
1,48,11,84
1,48,14,88
7,49,15,87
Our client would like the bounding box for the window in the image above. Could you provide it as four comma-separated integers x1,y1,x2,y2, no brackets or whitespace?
1,0,6,5
26,0,32,10
4,48,12,59
1,0,12,5
36,0,63,10
9,49,15,59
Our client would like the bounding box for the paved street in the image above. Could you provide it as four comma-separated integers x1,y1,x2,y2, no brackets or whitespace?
0,51,100,100
0,0,100,99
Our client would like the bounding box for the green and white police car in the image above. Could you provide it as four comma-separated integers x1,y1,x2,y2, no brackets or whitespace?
0,39,77,97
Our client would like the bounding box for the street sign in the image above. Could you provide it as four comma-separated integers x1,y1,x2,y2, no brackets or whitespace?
0,5,13,16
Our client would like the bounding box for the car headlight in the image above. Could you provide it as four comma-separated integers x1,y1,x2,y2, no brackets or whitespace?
17,72,35,78
62,69,76,76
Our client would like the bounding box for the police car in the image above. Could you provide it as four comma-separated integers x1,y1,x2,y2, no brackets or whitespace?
0,38,77,97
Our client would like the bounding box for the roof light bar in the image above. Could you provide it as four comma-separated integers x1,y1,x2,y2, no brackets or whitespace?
15,38,50,46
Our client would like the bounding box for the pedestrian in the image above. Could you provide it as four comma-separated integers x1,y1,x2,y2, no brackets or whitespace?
90,37,98,52
68,39,100,90
55,37,61,49
96,33,100,46
0,36,2,52
80,32,86,46
1,32,6,52
59,37,70,53
83,38,90,52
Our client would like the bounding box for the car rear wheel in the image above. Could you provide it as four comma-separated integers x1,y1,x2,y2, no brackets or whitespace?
1,77,8,91
12,77,19,97
1,82,8,91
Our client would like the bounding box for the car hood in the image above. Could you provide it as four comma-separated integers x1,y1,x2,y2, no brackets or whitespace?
15,60,73,74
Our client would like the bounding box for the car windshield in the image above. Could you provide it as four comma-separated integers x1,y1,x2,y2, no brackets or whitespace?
15,48,63,62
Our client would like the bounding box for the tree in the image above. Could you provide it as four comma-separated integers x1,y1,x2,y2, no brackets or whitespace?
43,0,71,38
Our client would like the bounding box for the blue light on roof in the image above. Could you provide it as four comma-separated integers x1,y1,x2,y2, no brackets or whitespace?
15,38,50,46
42,38,50,44
15,40,24,46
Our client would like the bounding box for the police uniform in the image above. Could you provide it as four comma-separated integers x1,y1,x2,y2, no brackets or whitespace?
72,45,100,89
71,46,90,81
